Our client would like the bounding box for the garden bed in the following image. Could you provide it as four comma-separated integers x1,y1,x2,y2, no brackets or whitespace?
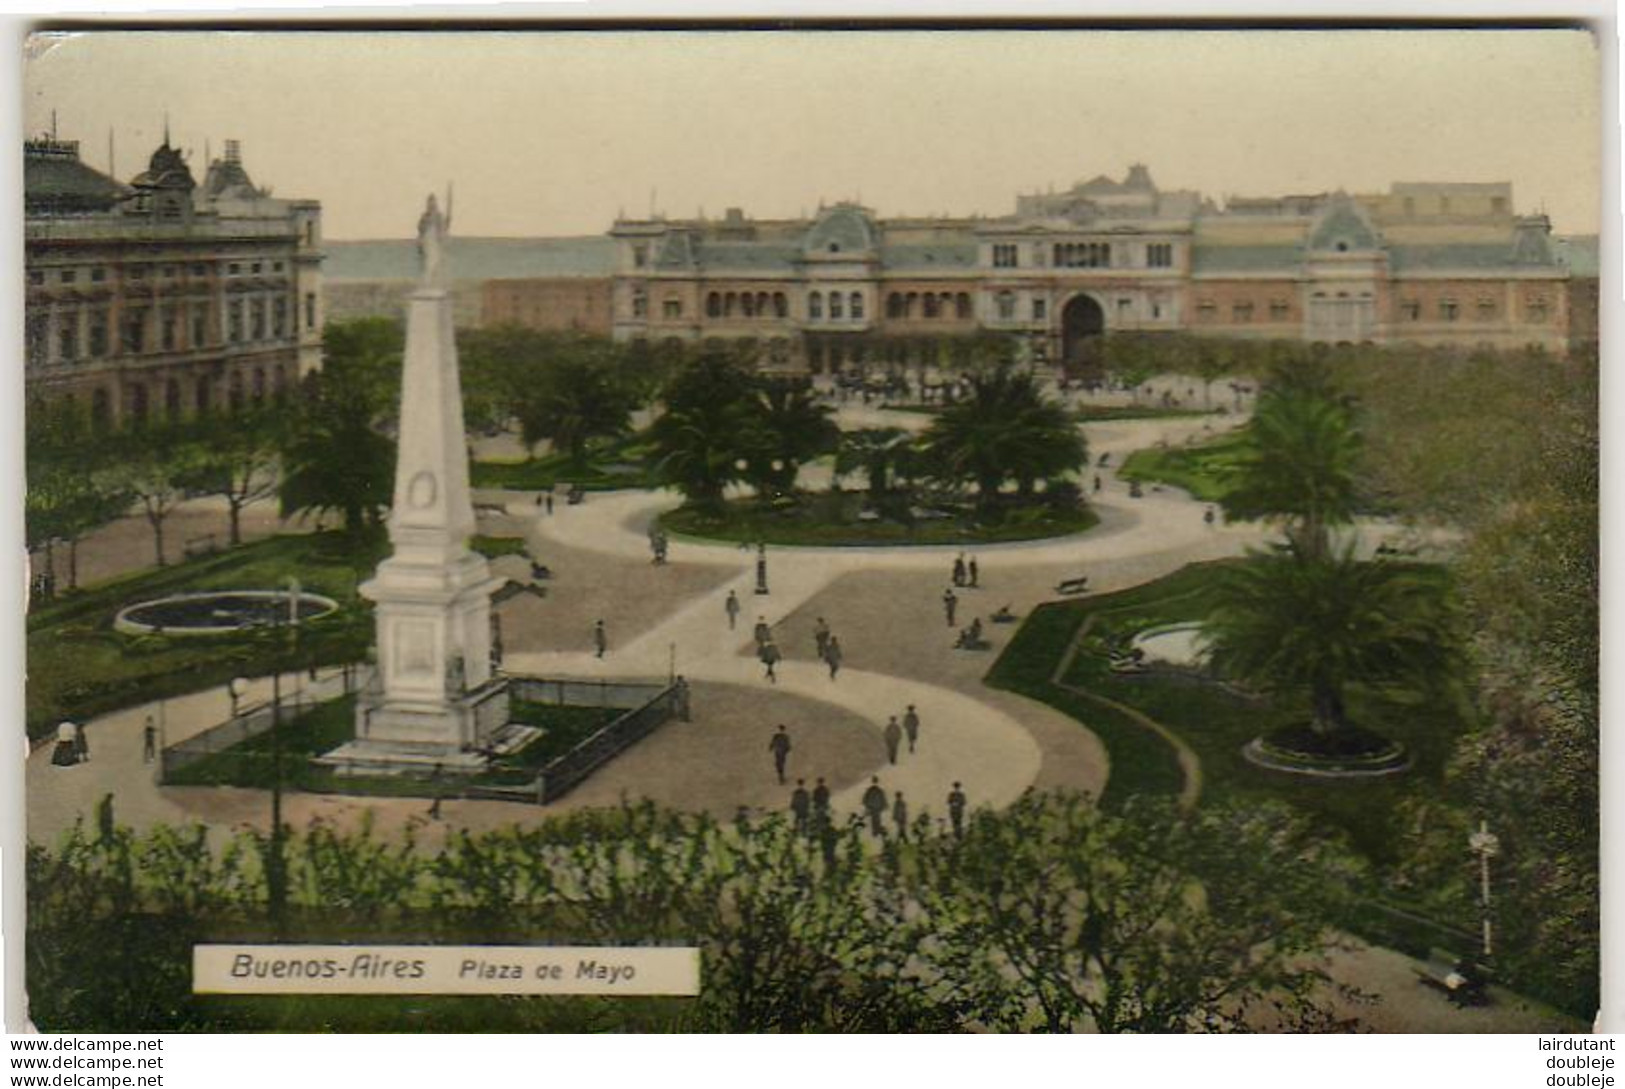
660,492,1098,547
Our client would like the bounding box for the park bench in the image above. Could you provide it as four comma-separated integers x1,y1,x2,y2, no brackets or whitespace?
182,534,218,560
1056,576,1090,596
1414,948,1487,1007
474,501,509,517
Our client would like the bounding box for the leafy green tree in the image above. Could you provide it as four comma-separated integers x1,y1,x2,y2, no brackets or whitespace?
924,363,1085,519
913,793,1351,1032
1221,379,1361,560
25,400,132,590
103,424,207,568
178,403,285,547
1206,547,1459,743
513,344,637,466
649,352,763,512
279,380,395,540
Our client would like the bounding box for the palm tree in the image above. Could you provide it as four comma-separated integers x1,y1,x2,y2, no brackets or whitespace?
924,364,1086,519
834,427,914,503
1221,383,1361,560
749,378,839,496
649,352,762,513
1206,547,1459,744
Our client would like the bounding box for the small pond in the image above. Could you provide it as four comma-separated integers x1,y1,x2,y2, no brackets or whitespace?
115,590,341,636
1130,622,1212,669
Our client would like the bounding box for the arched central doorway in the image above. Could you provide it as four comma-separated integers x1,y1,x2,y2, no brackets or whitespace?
1061,295,1106,375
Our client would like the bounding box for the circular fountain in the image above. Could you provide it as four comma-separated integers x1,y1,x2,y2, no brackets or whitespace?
114,590,340,636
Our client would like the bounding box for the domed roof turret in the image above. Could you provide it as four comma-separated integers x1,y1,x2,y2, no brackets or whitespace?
129,139,195,192
804,204,876,256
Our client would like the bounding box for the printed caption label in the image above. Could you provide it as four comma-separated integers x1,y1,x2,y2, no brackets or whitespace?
194,944,700,995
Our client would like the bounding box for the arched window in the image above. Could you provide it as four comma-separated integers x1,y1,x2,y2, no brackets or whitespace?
808,292,823,320
923,294,940,319
773,293,788,318
850,292,864,320
707,293,721,318
829,292,843,320
956,293,972,320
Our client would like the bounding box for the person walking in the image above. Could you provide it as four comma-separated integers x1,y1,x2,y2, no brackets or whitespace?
813,616,831,659
824,635,843,680
862,777,888,838
593,619,608,658
1093,474,1102,494
74,722,90,764
753,615,772,649
903,704,920,753
142,716,158,763
769,725,792,784
760,638,782,684
883,716,903,765
951,554,967,587
948,782,968,839
428,764,445,820
545,492,554,515
790,778,811,836
1204,505,1217,526
673,675,692,722
725,590,741,630
943,588,958,627
892,791,909,841
812,776,831,830
968,557,980,588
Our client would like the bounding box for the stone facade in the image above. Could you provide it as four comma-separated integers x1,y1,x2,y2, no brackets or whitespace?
597,167,1589,370
24,137,322,425
481,277,614,334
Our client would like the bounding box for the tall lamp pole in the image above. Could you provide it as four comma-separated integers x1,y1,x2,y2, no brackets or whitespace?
1468,820,1499,959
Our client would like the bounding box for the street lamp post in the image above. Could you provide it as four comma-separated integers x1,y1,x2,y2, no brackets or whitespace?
1468,819,1500,959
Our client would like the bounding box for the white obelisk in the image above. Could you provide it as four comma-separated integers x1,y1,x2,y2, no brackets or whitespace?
346,193,506,769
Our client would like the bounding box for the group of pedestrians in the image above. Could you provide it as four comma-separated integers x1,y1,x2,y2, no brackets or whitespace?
881,704,921,764
787,775,833,838
813,616,844,680
856,777,969,840
950,553,980,589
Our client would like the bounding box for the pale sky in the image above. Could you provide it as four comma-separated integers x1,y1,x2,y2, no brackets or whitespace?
22,28,1603,240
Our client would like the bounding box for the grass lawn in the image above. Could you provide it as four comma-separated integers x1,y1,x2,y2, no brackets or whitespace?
470,432,659,492
167,695,621,794
26,532,383,742
988,559,1468,865
471,535,529,560
1116,431,1249,502
661,491,1099,547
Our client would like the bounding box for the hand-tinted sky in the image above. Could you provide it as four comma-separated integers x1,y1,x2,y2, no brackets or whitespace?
23,28,1601,239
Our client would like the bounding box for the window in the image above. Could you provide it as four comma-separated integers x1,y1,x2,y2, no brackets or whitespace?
1151,299,1163,320
631,289,648,319
992,243,1019,268
774,293,788,318
25,316,47,365
251,262,262,275
1232,301,1254,323
707,293,721,318
90,267,106,283
228,299,244,342
829,292,843,320
1147,243,1173,268
190,263,207,276
1269,299,1291,321
996,291,1016,320
163,265,178,279
228,263,241,276
741,294,755,318
122,310,147,354
850,293,864,320
60,269,77,285
1054,242,1112,269
887,293,904,319
128,267,145,281
956,293,972,320
1528,296,1551,323
1032,298,1047,321
272,297,288,338
809,292,823,319
89,312,108,357
192,308,207,348
1197,299,1217,321
58,316,77,361
272,261,284,273
161,309,178,352
304,293,316,330
1476,296,1497,321
251,299,266,340
632,244,649,269
1401,300,1421,321
923,294,940,319
663,297,683,320
1440,298,1459,322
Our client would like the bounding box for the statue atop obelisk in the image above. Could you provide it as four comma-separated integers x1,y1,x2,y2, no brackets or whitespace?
336,191,509,772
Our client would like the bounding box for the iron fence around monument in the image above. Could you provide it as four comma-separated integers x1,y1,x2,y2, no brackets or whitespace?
507,675,672,711
158,665,362,782
532,682,682,804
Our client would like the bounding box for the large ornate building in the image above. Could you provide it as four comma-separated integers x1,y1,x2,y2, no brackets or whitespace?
24,135,323,427
593,166,1590,372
